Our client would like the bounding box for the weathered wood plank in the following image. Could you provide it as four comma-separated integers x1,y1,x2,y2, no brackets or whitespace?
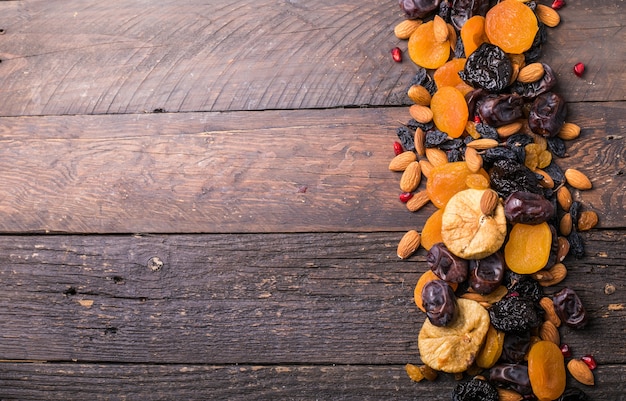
0,0,623,116
0,362,623,400
0,104,623,233
0,232,623,365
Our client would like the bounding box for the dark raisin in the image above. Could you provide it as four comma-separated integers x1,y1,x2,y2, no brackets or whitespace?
568,229,585,259
459,43,512,93
543,160,566,187
489,159,542,198
439,138,465,151
553,287,588,329
424,129,450,148
556,388,591,401
396,126,416,152
523,21,548,63
407,67,437,95
570,201,582,228
547,136,567,158
452,377,499,401
422,279,457,327
427,242,469,283
475,123,499,140
447,148,464,162
489,363,533,395
489,296,542,333
482,147,520,169
406,118,435,133
438,0,452,21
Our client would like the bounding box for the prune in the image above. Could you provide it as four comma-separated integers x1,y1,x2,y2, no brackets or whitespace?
503,191,555,224
506,133,533,164
523,21,548,63
511,62,557,99
459,43,512,93
450,0,490,31
500,331,531,363
477,94,525,127
489,363,533,395
553,287,588,329
482,147,520,169
528,92,567,137
452,377,498,401
425,129,450,148
468,252,505,294
489,295,542,333
568,229,585,259
547,136,567,158
503,271,543,303
396,126,415,152
475,123,499,140
427,242,469,283
489,159,542,199
556,388,591,401
399,0,441,19
421,279,457,327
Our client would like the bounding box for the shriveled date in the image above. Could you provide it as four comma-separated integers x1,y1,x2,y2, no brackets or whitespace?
504,191,555,225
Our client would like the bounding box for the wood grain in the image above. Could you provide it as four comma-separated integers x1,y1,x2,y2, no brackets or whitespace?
0,0,623,117
0,104,623,234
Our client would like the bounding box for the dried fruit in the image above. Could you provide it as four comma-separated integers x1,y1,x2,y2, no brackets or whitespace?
485,0,538,54
475,324,505,368
405,363,425,382
552,0,566,10
415,269,459,311
427,162,485,208
427,242,469,283
441,188,507,259
565,168,592,190
418,298,490,373
394,19,423,39
408,20,451,69
577,210,598,231
399,0,441,19
567,359,595,386
460,15,488,57
503,191,554,225
489,296,542,333
397,229,421,259
468,253,505,294
422,279,457,326
489,363,532,395
433,58,474,96
504,222,552,274
460,43,512,92
452,377,499,401
431,86,469,139
421,208,444,250
399,191,414,203
573,62,585,77
528,341,567,400
391,47,403,62
393,141,404,156
553,287,588,329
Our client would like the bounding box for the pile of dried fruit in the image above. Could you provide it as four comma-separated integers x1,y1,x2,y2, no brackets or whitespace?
389,1,599,399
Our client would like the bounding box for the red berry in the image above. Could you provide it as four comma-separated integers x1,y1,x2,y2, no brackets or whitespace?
473,115,481,124
393,141,404,156
581,354,597,370
560,343,572,358
399,192,413,203
551,0,565,10
391,47,402,63
573,62,585,77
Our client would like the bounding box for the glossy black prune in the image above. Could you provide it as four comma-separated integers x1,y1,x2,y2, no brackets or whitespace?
553,287,588,329
396,126,415,152
477,94,525,127
450,0,490,31
489,363,533,395
528,91,567,137
399,0,441,19
503,271,543,303
468,252,505,294
422,279,457,327
503,191,555,224
427,242,469,283
506,133,534,164
452,377,499,401
489,159,542,199
406,67,437,95
500,331,531,363
511,62,557,99
481,147,521,170
459,43,512,93
489,295,542,333
556,388,591,401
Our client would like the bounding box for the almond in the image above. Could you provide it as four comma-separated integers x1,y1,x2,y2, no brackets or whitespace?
497,388,523,401
537,263,568,287
557,186,573,211
466,138,499,150
389,151,417,171
409,104,434,124
565,168,593,190
496,121,523,138
557,236,570,262
433,15,449,43
397,229,421,259
394,19,422,39
558,122,581,140
567,359,595,386
535,168,555,189
577,210,599,231
419,159,433,179
559,213,573,236
407,85,432,106
414,127,426,157
464,147,483,173
406,190,431,212
480,189,499,216
539,296,562,327
425,147,448,167
516,62,545,83
400,161,422,192
539,320,560,345
536,4,561,27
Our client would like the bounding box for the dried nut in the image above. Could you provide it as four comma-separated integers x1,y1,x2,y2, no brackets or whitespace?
394,19,422,39
466,138,499,150
433,15,449,43
535,168,554,189
497,388,524,401
400,161,422,192
559,213,573,236
539,320,560,345
397,229,421,259
517,62,545,83
480,189,499,216
464,147,483,173
406,190,431,212
407,85,432,106
535,4,561,27
557,236,570,262
537,263,568,287
567,359,595,386
577,210,599,231
420,364,438,381
389,151,417,171
558,122,581,140
419,159,433,179
425,147,448,167
496,121,523,138
405,363,425,382
409,104,434,123
557,186,573,211
414,127,426,157
565,168,593,190
539,296,562,327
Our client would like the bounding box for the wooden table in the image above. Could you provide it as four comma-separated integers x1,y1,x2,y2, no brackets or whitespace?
0,0,623,399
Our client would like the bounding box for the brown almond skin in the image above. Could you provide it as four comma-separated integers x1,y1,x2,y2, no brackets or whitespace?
406,190,430,212
397,230,421,259
389,151,417,171
565,168,593,190
567,359,595,386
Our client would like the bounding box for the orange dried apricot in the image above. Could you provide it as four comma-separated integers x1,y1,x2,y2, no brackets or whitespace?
460,15,489,57
465,173,490,190
528,341,566,401
421,208,444,251
408,20,451,70
504,222,552,274
485,0,539,54
426,162,489,208
430,86,469,138
433,59,474,96
414,270,458,312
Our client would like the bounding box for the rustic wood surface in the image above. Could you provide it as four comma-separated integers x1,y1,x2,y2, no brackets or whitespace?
0,0,624,400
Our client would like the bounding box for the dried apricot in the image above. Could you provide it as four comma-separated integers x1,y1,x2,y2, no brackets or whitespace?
528,341,566,401
431,86,469,139
421,208,444,251
485,0,539,54
426,162,489,208
408,20,451,70
460,15,489,57
433,58,474,96
504,222,552,274
465,173,490,190
414,269,458,312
